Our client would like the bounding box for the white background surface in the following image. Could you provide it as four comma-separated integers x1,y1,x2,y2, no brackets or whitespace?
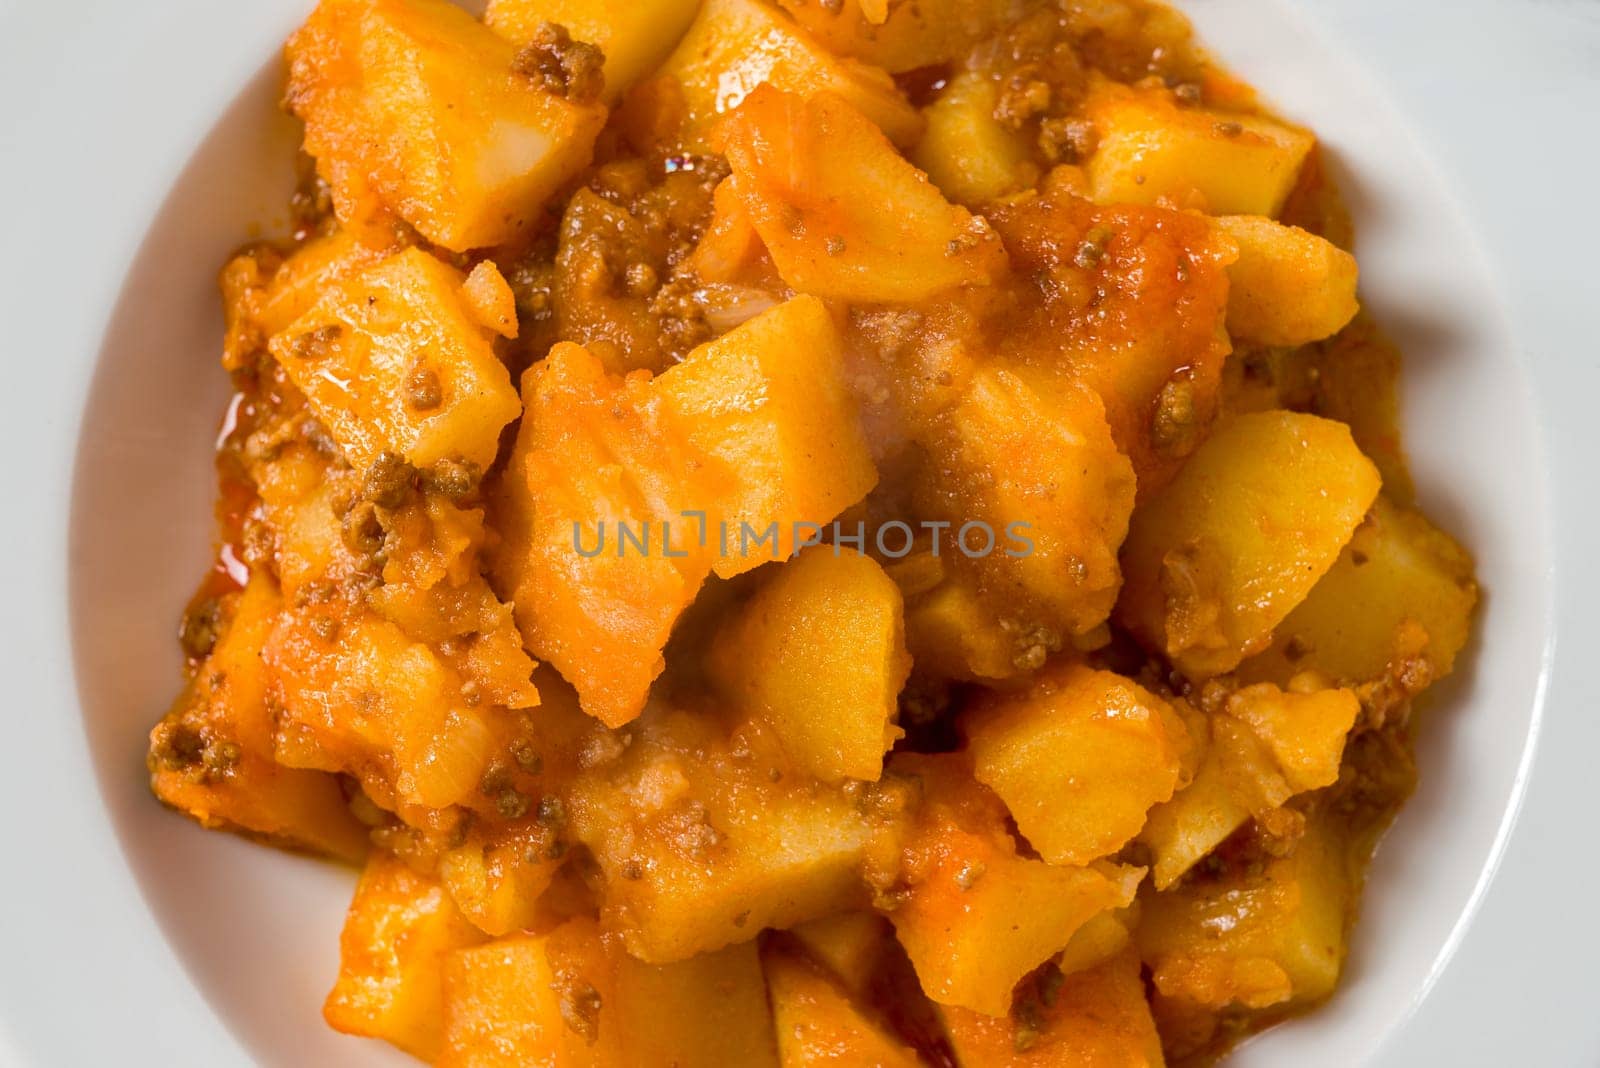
0,0,1595,1064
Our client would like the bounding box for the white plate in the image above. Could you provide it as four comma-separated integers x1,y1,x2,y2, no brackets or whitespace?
0,0,1595,1064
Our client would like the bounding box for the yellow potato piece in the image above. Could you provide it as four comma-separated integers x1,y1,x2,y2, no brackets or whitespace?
1216,214,1359,347
485,0,701,102
1086,81,1314,217
287,0,607,250
967,663,1189,867
1117,410,1382,678
268,248,522,472
720,86,1007,302
708,545,911,783
914,71,1034,206
660,0,922,147
765,948,921,1067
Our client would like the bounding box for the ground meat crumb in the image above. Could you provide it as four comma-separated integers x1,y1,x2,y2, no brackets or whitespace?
513,23,605,105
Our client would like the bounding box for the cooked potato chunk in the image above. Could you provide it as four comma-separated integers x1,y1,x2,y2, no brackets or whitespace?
148,576,369,861
788,913,894,995
1118,411,1382,678
887,755,1145,1016
617,938,780,1067
658,296,879,576
967,664,1189,866
708,546,910,782
1086,81,1314,217
438,823,564,937
499,297,876,726
286,0,608,251
1240,495,1478,692
1137,813,1352,1011
902,574,1021,682
917,368,1136,642
939,949,1167,1067
325,855,486,1061
720,86,1007,302
659,0,922,147
914,72,1034,206
485,0,700,102
765,947,921,1067
1137,680,1358,888
776,0,1016,73
1216,215,1359,346
566,707,879,961
269,248,522,471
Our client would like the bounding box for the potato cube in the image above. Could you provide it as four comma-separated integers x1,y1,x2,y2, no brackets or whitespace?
776,0,1016,74
486,0,701,102
914,72,1034,206
720,86,1007,302
1228,682,1358,795
659,296,879,576
788,913,894,995
708,546,910,782
1240,496,1478,691
764,947,922,1067
903,575,1021,682
566,707,877,961
967,664,1189,867
616,939,780,1067
659,0,922,147
148,575,369,861
269,248,521,472
983,188,1238,493
441,922,625,1067
325,854,487,1062
1117,411,1382,678
939,949,1166,1068
1086,82,1314,217
286,0,607,250
1135,739,1250,891
887,755,1145,1016
439,823,564,937
499,299,877,726
918,368,1136,641
1215,215,1359,347
1137,814,1352,1010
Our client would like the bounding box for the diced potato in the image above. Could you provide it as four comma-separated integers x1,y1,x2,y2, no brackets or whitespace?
789,913,894,995
148,575,368,861
439,822,564,937
1215,215,1359,347
1117,411,1382,678
720,86,1007,302
219,229,396,370
269,248,521,471
1135,738,1249,891
918,368,1136,641
286,0,608,251
266,606,498,812
659,0,922,148
984,189,1237,492
1085,81,1314,217
776,0,1016,74
497,342,713,727
1229,682,1358,795
499,298,877,726
765,947,922,1067
887,755,1145,1016
658,296,879,576
616,939,780,1067
325,854,487,1061
441,921,625,1067
707,546,910,782
1137,813,1353,1011
458,260,520,339
903,575,1021,682
485,0,701,102
1240,496,1479,691
566,707,878,961
940,949,1166,1068
914,72,1034,206
1054,909,1137,979
967,664,1189,866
